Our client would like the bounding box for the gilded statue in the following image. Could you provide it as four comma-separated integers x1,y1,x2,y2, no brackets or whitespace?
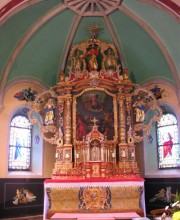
85,48,99,71
88,54,98,71
72,49,84,72
133,98,145,123
44,98,55,125
104,48,117,70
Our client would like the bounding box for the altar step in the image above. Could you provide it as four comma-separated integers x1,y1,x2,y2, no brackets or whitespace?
50,212,142,220
76,218,114,220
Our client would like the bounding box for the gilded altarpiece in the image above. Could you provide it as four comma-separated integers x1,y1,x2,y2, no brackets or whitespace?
28,27,162,219
29,33,162,179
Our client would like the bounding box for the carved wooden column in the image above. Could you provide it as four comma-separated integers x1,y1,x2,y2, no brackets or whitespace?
64,94,72,146
125,94,135,173
117,88,128,173
117,89,126,144
125,95,132,128
57,97,64,147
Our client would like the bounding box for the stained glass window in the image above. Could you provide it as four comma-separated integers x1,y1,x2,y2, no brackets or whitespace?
8,115,32,171
157,113,180,169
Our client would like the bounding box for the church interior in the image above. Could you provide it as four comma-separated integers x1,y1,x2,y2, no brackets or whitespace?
0,0,179,219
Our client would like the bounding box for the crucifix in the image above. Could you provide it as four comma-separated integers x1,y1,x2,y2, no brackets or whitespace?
91,117,98,127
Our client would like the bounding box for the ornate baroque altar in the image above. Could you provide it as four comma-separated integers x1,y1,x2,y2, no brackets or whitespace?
29,25,162,219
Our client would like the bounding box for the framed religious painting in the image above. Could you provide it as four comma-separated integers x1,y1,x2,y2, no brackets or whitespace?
72,88,118,143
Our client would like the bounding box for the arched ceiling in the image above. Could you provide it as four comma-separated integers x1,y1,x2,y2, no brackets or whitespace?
0,0,179,106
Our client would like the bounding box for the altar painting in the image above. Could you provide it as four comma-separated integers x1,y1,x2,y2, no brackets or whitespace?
74,90,115,141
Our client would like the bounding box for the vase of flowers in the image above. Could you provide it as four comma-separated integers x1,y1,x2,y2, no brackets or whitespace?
171,200,180,220
161,192,180,220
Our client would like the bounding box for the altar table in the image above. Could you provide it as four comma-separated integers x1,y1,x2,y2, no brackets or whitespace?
43,178,146,220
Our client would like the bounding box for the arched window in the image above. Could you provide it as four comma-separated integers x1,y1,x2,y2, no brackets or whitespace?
8,115,32,171
157,113,180,169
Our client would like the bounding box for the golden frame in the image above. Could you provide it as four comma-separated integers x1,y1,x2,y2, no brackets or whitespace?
72,87,118,144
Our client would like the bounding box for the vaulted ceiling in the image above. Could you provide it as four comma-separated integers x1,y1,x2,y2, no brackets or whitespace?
0,0,179,106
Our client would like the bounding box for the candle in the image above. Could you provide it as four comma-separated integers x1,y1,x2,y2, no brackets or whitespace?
76,153,79,158
112,153,115,158
55,153,59,158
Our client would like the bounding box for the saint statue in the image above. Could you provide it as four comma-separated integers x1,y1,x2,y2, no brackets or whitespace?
89,54,98,71
104,48,116,70
133,98,145,122
85,48,99,71
44,98,55,125
72,50,84,72
134,106,145,122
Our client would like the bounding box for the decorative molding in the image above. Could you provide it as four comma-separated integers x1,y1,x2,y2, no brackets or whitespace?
0,0,41,25
4,77,48,92
64,0,123,16
138,0,179,19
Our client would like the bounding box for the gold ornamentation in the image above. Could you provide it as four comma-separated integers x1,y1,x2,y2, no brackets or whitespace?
66,36,122,82
117,95,126,144
79,187,111,210
72,87,118,144
28,29,162,179
64,95,72,145
132,87,162,142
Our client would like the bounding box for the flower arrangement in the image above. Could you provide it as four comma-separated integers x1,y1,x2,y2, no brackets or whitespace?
163,192,180,220
171,192,180,220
